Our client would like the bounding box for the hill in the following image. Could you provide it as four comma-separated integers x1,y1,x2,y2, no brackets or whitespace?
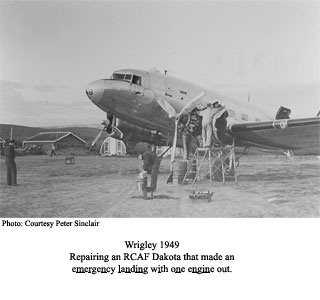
2,124,314,155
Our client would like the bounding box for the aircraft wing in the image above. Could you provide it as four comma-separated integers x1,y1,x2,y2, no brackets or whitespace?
227,117,320,154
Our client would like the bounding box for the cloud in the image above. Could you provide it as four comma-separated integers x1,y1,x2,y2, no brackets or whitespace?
251,83,320,118
223,82,320,118
32,84,70,93
0,80,24,90
0,80,103,126
0,80,28,111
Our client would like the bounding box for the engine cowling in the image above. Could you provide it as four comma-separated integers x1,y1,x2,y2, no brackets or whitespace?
110,119,179,147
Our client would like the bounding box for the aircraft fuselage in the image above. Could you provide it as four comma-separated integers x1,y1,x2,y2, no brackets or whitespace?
86,69,272,146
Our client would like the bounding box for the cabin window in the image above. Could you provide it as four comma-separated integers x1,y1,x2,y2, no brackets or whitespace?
132,75,141,85
228,110,235,118
241,114,248,121
117,141,122,155
117,140,126,155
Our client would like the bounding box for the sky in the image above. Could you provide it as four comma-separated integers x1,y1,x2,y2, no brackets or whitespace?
0,0,319,127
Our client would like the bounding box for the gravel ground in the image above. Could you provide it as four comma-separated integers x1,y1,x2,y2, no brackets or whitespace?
0,154,319,217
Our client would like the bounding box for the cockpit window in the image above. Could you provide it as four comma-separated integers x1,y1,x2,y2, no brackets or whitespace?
111,73,141,85
111,73,133,83
112,73,125,80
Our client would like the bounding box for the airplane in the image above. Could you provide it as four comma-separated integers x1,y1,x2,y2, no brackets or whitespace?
85,68,320,180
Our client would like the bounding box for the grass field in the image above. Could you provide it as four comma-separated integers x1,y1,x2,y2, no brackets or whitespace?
0,154,319,217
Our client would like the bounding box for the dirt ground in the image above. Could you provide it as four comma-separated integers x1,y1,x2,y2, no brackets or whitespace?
0,154,319,218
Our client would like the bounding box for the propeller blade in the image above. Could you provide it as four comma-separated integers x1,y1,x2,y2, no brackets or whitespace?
157,97,178,119
91,128,103,147
179,91,204,116
170,119,179,169
167,119,178,183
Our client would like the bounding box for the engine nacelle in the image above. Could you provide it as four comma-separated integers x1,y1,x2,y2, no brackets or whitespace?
110,119,179,147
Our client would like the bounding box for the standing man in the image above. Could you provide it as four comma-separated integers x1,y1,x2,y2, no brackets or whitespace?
211,103,228,144
215,108,229,144
199,102,219,147
178,114,191,159
141,144,160,191
50,144,58,157
4,139,18,186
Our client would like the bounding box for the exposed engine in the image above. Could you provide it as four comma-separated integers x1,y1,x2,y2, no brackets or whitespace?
98,109,234,150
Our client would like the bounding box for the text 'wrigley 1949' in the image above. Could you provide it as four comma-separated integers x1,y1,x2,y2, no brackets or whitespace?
124,240,179,250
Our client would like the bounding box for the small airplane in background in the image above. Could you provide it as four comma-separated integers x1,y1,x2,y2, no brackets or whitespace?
85,68,320,177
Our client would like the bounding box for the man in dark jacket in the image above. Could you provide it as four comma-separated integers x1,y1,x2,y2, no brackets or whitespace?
141,145,160,191
141,145,157,175
4,139,18,186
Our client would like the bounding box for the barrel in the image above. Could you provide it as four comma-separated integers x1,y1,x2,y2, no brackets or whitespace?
173,160,188,185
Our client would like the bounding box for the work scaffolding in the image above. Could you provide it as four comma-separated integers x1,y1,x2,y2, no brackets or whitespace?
182,141,238,186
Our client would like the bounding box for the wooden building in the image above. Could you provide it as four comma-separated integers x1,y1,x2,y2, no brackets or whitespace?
23,132,87,155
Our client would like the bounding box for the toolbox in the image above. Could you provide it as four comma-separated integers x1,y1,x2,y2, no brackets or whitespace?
189,190,213,202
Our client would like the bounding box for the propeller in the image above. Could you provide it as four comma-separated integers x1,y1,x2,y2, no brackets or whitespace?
90,121,108,150
157,92,204,171
90,115,118,150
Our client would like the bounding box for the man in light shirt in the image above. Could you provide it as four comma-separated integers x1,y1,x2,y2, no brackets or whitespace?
199,102,219,147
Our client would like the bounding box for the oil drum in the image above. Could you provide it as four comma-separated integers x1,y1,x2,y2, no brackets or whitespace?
173,160,188,184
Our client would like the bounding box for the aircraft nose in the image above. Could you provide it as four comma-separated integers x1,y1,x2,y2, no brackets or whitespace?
85,80,104,103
